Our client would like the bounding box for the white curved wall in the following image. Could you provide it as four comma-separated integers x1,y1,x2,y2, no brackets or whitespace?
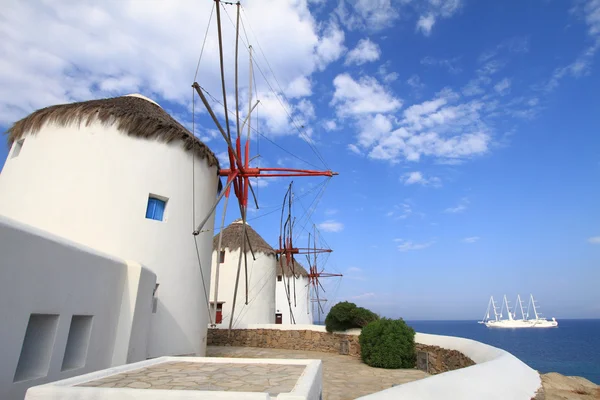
210,324,541,400
276,276,313,325
359,332,541,400
0,121,218,358
210,248,276,327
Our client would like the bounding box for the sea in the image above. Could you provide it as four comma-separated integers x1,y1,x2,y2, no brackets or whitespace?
318,319,600,384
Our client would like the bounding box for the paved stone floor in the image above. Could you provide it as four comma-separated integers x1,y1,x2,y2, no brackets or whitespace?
78,360,305,395
207,346,429,400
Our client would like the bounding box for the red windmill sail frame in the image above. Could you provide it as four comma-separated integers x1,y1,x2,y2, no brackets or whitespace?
275,182,341,324
191,0,337,332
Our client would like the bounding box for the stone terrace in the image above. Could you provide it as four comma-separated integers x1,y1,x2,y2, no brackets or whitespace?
207,346,429,400
78,360,305,396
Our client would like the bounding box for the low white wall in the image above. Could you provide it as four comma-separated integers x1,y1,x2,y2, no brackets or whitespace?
209,324,541,400
25,356,323,400
358,333,541,400
0,215,156,400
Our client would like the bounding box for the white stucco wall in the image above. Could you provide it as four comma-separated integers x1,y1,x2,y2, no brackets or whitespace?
0,215,156,400
358,332,541,400
276,276,313,325
210,248,276,327
0,119,218,358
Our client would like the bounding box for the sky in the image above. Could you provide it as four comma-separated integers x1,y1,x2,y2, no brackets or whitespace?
1,0,599,320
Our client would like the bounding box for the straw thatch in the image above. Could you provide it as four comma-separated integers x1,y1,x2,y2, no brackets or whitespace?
5,95,219,168
277,258,309,277
213,219,276,256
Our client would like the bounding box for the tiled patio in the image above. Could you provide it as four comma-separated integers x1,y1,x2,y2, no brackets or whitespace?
207,346,429,400
78,360,305,396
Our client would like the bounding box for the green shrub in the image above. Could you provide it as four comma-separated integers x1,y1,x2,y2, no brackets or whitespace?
325,302,379,332
352,307,379,328
325,301,357,332
359,318,416,369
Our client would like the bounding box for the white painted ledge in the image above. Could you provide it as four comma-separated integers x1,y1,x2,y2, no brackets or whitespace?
25,356,322,400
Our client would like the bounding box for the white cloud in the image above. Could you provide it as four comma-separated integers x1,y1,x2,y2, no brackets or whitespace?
287,76,312,98
325,208,338,215
407,74,425,90
395,239,434,252
335,0,462,34
401,171,441,187
377,62,400,83
545,1,600,90
494,78,511,95
416,15,436,36
462,76,491,97
216,151,230,166
352,292,375,299
588,236,600,244
478,60,506,76
345,38,381,65
250,177,270,188
347,267,361,272
386,203,412,220
315,21,347,71
421,56,462,74
348,143,362,154
463,236,480,243
331,74,402,117
357,113,393,147
296,98,316,122
318,220,344,232
323,120,338,131
0,0,345,134
445,197,469,213
335,0,399,31
351,89,491,164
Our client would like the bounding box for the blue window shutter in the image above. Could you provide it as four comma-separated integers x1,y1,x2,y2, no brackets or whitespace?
146,198,157,219
154,200,165,221
146,197,166,221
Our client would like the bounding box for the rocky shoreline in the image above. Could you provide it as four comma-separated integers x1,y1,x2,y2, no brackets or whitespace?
535,372,599,400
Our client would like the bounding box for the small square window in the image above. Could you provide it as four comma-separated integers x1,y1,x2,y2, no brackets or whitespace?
11,139,25,158
277,275,282,282
146,195,166,221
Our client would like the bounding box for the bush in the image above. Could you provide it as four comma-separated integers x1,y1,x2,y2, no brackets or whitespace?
359,318,416,369
352,307,379,328
325,301,379,332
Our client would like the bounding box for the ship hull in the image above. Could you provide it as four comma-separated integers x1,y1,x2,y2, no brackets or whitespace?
484,320,558,328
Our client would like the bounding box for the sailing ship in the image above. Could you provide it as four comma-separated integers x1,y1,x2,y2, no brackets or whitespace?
479,294,558,328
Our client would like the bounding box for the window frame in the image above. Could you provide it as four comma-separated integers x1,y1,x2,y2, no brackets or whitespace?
145,194,168,222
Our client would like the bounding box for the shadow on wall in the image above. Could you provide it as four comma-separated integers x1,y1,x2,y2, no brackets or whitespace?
149,296,208,357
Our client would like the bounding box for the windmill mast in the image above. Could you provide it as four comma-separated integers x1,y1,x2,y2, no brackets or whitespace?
192,0,338,333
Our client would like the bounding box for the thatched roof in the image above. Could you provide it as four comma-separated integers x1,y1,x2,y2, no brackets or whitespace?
5,94,219,168
213,219,275,256
277,258,309,277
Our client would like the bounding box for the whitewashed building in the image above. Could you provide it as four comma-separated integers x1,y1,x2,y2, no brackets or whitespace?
276,259,313,325
210,219,277,327
0,94,220,399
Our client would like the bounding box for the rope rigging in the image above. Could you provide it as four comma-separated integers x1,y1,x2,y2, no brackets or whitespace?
190,0,338,332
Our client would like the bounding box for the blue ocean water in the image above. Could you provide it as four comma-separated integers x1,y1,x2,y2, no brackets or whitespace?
406,319,600,384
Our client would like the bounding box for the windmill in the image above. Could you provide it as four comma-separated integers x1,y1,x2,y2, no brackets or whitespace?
276,182,342,324
191,0,337,331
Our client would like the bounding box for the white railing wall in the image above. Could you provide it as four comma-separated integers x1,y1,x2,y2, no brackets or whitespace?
0,215,156,400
